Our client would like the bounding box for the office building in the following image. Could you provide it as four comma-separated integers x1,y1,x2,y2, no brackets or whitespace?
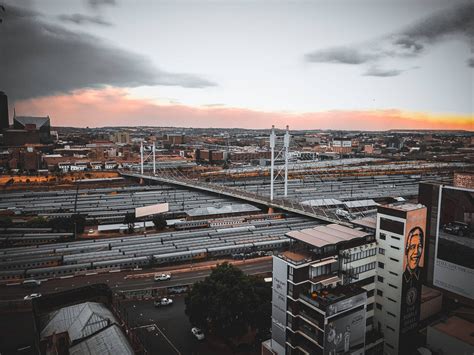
0,91,8,131
265,223,382,355
374,203,427,355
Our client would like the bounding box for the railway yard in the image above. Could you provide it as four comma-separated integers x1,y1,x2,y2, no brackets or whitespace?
0,167,455,284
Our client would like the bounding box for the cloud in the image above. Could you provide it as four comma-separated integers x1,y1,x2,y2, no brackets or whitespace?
88,0,116,9
0,5,215,102
15,88,474,131
306,1,474,70
305,47,381,65
364,66,403,77
57,13,112,26
468,58,474,68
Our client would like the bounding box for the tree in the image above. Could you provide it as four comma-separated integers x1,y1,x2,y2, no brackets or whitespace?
124,212,136,233
25,217,49,228
70,214,86,234
185,263,271,344
152,214,167,230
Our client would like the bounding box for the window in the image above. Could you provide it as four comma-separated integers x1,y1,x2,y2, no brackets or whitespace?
391,235,401,241
388,283,398,289
367,303,374,311
390,245,400,250
379,233,386,240
380,218,404,235
389,271,398,276
386,343,395,350
378,247,385,255
377,290,383,296
386,325,396,332
366,316,374,326
378,262,385,269
377,276,384,282
367,289,375,297
387,297,397,303
376,303,382,310
389,257,399,263
387,311,397,318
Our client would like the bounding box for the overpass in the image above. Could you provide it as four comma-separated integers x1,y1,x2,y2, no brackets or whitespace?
120,171,351,226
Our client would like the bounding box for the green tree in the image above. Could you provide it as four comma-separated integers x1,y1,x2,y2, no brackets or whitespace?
152,214,167,230
70,214,86,234
185,263,271,343
124,212,136,233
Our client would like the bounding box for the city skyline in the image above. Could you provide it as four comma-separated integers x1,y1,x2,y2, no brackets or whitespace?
2,0,473,130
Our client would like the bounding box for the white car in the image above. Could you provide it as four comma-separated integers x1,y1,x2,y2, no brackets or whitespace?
191,327,205,340
24,293,42,300
154,298,173,307
154,273,171,281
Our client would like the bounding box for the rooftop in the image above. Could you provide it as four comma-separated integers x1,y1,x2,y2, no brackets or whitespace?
286,224,369,249
382,202,425,212
41,302,118,342
431,316,474,346
186,203,260,217
69,324,134,355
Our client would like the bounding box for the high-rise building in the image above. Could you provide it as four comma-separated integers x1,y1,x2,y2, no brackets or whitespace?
374,203,427,355
0,91,9,131
263,223,383,355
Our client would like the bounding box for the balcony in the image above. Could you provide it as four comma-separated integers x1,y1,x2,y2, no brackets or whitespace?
299,284,367,314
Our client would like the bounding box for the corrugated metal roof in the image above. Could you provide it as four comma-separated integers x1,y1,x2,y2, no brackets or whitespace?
69,324,134,355
301,199,343,207
41,302,118,342
286,224,368,248
343,199,378,208
186,203,260,217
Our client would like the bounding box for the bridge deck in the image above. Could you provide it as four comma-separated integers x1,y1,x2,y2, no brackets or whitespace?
120,172,352,226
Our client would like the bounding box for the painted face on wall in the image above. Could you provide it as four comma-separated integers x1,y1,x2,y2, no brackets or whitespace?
406,227,423,271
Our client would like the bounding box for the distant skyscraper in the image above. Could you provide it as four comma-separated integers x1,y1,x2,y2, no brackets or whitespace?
0,91,9,131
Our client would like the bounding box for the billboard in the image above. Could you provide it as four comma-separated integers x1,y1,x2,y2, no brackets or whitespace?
135,203,169,218
324,298,366,355
433,186,474,300
399,207,427,352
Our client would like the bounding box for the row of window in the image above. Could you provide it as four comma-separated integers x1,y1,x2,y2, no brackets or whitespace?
344,248,376,264
352,261,376,275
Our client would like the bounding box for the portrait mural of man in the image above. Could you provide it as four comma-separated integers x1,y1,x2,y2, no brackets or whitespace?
399,208,427,352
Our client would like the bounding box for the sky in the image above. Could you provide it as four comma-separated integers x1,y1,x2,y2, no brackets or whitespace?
1,0,473,130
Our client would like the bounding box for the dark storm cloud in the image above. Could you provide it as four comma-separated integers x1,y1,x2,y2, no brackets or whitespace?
306,1,473,69
88,0,116,9
468,58,474,68
58,13,113,26
0,5,215,102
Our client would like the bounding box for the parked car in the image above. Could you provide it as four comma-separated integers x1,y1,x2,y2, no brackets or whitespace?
442,221,471,237
191,327,205,340
154,273,171,281
24,293,42,300
154,298,173,307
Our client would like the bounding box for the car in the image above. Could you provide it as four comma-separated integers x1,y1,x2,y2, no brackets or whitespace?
443,222,470,237
154,273,171,281
24,293,42,300
88,229,94,234
154,298,173,307
22,279,41,288
191,327,205,340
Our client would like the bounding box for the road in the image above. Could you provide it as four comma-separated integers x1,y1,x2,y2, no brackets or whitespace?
0,258,272,300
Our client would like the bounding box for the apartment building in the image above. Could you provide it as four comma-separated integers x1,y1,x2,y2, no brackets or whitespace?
374,203,427,355
264,224,382,355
